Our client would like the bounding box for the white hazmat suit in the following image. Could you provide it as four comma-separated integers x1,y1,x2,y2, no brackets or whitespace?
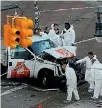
76,55,98,92
61,25,75,46
76,55,97,82
91,61,102,99
65,64,80,101
48,29,64,46
76,56,92,82
51,24,54,29
40,32,49,39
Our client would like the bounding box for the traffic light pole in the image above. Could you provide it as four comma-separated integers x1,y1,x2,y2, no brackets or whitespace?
94,8,102,42
96,8,102,23
34,0,40,28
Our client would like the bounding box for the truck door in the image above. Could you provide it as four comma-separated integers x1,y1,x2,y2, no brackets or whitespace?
7,47,35,78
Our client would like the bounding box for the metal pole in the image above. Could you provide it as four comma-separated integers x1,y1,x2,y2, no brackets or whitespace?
97,8,101,23
34,0,40,28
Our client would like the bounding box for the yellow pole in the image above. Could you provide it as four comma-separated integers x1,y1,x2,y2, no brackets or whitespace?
12,17,15,27
7,17,10,24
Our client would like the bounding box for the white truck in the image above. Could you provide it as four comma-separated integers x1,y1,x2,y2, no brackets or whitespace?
1,36,85,87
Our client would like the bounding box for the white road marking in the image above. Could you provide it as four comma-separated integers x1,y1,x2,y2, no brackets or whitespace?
75,38,95,44
40,5,102,13
0,72,7,77
22,83,59,92
1,85,27,96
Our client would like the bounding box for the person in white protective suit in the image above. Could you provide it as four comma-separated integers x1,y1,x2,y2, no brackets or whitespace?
48,23,58,38
76,52,98,92
48,23,64,46
90,59,102,99
61,23,75,46
62,62,80,103
40,27,50,39
34,28,41,36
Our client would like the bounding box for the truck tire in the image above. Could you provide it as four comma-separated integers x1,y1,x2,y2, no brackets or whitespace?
38,70,54,88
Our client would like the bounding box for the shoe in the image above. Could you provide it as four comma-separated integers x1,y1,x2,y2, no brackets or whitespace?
76,99,81,102
88,88,94,93
63,100,71,104
91,97,98,100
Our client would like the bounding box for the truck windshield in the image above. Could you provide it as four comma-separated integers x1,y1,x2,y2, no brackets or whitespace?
28,39,57,55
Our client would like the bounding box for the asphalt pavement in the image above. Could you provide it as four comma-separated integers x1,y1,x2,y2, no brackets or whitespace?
1,1,102,108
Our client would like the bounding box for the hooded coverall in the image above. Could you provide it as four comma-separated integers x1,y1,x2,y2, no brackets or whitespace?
91,61,102,98
65,65,80,101
62,25,75,46
76,55,97,90
76,56,92,82
51,24,54,29
48,29,64,46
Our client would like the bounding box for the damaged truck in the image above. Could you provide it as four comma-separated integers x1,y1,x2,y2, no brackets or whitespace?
1,36,86,88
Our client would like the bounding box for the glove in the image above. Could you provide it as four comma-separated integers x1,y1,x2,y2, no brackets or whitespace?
74,62,77,65
63,30,66,34
71,43,75,46
60,35,64,39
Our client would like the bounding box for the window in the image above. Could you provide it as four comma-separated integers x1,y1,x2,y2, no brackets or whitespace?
11,47,34,60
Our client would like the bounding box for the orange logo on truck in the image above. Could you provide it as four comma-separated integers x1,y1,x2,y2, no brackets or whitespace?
11,62,30,78
56,48,74,57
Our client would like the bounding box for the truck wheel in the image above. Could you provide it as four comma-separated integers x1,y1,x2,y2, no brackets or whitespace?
39,73,49,88
42,75,48,87
38,71,54,88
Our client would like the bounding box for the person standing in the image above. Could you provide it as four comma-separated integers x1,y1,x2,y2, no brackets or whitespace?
76,52,98,92
48,23,59,39
40,27,50,39
90,59,102,99
61,22,75,46
62,62,80,103
48,23,62,46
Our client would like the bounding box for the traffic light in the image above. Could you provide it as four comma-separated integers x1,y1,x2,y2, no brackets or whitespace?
3,24,11,47
9,27,20,49
19,17,34,48
3,16,34,49
3,24,20,49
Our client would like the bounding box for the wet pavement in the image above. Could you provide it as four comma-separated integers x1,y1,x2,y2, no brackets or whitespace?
1,1,102,108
